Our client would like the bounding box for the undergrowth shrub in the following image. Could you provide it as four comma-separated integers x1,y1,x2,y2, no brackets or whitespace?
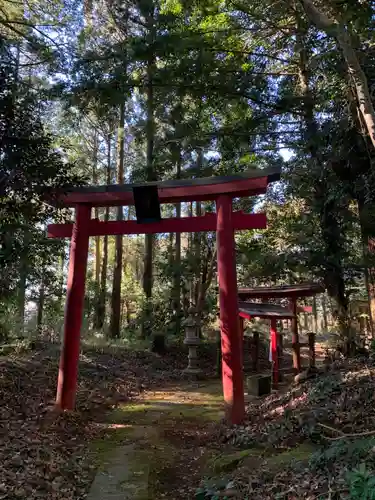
307,375,342,404
310,438,375,471
347,463,375,499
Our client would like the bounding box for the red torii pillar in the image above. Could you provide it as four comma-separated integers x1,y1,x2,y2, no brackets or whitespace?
216,195,245,424
56,204,91,410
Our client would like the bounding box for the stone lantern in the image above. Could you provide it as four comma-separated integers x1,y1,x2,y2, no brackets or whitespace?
183,307,202,375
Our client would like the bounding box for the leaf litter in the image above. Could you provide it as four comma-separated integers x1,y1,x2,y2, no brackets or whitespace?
3,343,375,500
0,342,212,499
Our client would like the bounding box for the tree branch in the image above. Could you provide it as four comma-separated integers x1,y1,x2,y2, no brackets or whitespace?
298,0,375,149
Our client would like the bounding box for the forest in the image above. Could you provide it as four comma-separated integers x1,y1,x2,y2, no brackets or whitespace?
1,0,374,346
1,0,375,499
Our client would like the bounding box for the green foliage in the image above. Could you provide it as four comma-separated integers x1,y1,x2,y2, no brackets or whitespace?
0,37,82,301
347,464,375,500
160,0,182,15
137,287,181,338
310,438,375,471
1,0,375,346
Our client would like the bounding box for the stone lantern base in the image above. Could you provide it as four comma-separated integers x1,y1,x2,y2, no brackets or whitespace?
183,344,203,375
183,307,203,376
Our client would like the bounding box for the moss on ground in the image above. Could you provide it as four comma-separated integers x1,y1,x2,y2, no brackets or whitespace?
182,381,224,401
264,442,318,470
109,399,224,426
208,448,264,473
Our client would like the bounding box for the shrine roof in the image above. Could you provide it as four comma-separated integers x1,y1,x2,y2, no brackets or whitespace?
47,167,280,207
238,302,295,320
238,282,325,300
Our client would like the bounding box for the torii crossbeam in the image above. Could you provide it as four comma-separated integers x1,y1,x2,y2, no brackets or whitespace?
47,168,280,424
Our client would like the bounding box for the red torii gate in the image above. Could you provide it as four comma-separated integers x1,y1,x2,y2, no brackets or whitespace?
238,301,295,387
238,283,325,372
47,168,280,424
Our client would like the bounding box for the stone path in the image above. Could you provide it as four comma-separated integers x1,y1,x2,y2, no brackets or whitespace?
87,444,147,500
86,375,315,499
87,381,225,500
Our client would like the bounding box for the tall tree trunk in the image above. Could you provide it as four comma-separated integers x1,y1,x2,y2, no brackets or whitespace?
18,264,27,334
342,65,375,336
58,246,65,309
95,240,101,294
193,150,203,306
174,151,182,334
188,202,194,305
297,22,351,348
18,231,30,334
299,0,375,149
196,248,217,315
135,241,141,283
96,133,112,329
37,277,45,329
357,198,375,337
193,200,202,306
365,261,375,338
312,295,318,332
98,227,109,329
322,293,328,331
110,103,125,338
142,9,157,341
91,131,101,327
84,0,93,26
168,233,174,266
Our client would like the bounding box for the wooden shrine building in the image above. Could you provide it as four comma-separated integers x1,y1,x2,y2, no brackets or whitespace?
238,283,325,372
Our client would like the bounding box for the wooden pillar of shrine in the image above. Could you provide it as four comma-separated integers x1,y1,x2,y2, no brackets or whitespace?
239,316,245,340
56,204,91,410
239,316,247,371
253,332,260,372
216,195,245,425
291,298,301,372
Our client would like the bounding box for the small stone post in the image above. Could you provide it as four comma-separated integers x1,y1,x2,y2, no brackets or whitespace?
183,307,202,375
